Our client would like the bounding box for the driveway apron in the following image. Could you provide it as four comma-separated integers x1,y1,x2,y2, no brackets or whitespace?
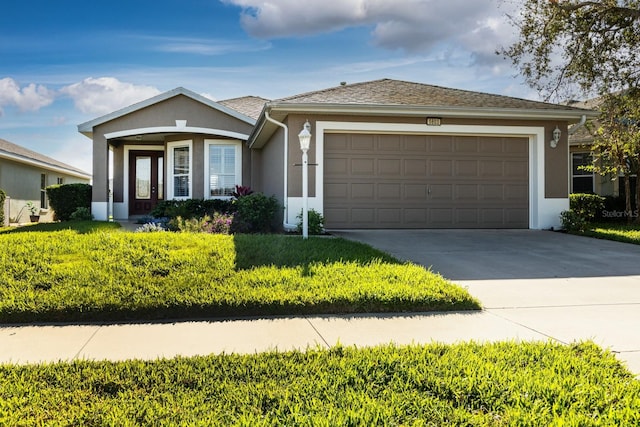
331,229,640,375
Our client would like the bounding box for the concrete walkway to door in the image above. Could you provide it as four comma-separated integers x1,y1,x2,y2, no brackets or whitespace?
331,229,640,375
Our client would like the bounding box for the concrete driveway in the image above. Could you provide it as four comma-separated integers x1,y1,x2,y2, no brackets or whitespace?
331,229,640,375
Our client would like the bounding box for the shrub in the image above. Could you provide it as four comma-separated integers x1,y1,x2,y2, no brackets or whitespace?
46,183,91,221
297,209,324,235
150,199,234,219
69,207,93,221
560,209,589,232
171,213,235,234
233,193,281,233
569,193,605,222
231,185,253,198
0,188,6,225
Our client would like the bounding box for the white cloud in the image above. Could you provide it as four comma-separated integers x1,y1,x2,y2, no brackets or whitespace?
222,0,510,63
150,36,272,55
0,78,56,113
60,77,161,116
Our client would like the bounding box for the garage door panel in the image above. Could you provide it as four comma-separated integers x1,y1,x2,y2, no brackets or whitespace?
404,184,428,199
325,183,348,199
351,159,375,175
405,159,427,175
454,138,479,153
378,159,401,175
379,183,402,199
431,160,453,176
403,135,428,152
324,133,529,229
378,135,401,151
455,185,478,200
430,136,454,152
351,135,375,150
351,183,374,199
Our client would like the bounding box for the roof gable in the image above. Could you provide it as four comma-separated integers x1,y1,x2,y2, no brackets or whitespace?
78,87,256,136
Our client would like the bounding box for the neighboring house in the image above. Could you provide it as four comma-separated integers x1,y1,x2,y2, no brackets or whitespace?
567,97,635,199
79,79,596,230
0,138,91,224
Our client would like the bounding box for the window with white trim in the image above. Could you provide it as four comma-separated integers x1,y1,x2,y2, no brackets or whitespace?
571,152,594,193
205,140,242,198
167,140,192,199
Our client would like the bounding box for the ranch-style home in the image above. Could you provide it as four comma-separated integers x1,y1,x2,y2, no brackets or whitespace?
78,79,596,230
0,138,91,225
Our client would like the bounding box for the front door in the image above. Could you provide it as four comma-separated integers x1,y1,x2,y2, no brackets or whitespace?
129,151,164,215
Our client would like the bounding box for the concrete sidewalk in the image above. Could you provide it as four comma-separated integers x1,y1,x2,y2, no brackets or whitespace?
2,297,639,374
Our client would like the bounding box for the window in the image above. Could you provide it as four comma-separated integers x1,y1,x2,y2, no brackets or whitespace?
571,152,594,193
57,177,64,185
40,174,48,209
167,141,192,199
205,140,242,197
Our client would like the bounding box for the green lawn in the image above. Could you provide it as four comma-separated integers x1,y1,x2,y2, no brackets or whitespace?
0,225,479,323
1,342,638,425
582,222,640,245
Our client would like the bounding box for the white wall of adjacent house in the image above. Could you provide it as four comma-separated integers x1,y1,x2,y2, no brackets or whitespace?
284,121,566,230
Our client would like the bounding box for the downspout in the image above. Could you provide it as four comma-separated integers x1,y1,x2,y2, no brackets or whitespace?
264,110,297,231
568,115,587,135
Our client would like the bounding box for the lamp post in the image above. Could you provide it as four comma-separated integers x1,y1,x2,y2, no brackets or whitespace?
298,121,312,239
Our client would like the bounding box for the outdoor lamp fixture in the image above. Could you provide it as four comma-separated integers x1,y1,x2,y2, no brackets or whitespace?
550,126,561,148
298,121,312,239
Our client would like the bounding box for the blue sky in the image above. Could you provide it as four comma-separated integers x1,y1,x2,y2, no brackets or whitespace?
0,0,529,174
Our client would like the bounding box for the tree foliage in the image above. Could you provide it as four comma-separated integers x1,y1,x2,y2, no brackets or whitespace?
586,90,640,220
501,0,640,99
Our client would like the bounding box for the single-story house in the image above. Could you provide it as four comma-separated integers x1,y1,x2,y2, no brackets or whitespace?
0,138,92,225
78,79,596,229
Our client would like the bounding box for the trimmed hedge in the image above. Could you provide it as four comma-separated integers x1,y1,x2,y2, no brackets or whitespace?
46,184,92,221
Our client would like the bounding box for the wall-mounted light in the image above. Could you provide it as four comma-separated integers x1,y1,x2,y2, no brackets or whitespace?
550,126,561,148
298,121,312,239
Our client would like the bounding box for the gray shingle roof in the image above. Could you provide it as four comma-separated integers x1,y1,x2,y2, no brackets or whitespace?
0,138,90,177
275,78,589,112
219,96,269,120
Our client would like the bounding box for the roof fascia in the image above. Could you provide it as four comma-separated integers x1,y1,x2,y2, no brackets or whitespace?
0,151,91,179
266,102,599,121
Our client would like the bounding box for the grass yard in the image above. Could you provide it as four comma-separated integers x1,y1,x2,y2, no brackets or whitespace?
582,222,640,245
0,224,479,323
1,342,638,425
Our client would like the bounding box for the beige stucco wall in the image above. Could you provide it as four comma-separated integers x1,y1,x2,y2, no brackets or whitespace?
0,158,89,222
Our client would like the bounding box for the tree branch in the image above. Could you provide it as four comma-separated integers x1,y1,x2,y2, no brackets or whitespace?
552,1,640,20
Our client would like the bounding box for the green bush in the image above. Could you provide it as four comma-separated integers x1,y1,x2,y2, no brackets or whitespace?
150,199,234,219
560,209,589,232
297,209,324,235
233,193,281,233
0,188,6,225
570,193,605,222
69,207,93,221
46,183,91,221
561,193,606,232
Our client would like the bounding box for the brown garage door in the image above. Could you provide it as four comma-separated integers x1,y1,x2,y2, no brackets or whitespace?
324,133,529,229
